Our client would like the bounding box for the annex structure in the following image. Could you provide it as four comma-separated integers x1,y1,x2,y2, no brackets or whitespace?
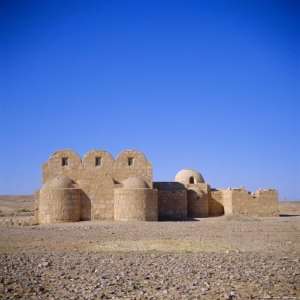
35,149,279,224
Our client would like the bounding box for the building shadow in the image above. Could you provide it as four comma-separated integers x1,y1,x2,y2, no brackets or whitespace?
80,190,91,221
158,218,200,222
209,197,224,217
279,214,300,217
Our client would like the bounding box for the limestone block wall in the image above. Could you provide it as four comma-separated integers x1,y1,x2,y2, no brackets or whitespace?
38,188,81,224
255,189,279,216
81,150,114,177
80,150,115,220
210,188,279,217
114,189,158,221
220,190,233,215
92,176,115,220
76,175,115,221
154,182,187,220
209,190,225,216
79,188,91,221
186,183,209,218
113,150,152,187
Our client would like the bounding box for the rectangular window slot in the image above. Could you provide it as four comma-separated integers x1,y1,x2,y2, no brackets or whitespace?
128,157,134,166
62,157,68,166
95,156,102,167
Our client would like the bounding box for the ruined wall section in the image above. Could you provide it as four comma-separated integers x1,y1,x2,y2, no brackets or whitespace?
211,188,279,217
113,150,152,187
230,189,279,217
154,182,187,220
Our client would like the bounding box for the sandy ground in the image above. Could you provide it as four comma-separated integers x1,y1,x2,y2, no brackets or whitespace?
0,195,299,300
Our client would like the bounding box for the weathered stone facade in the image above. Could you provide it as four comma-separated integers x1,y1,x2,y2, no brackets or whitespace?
36,149,279,224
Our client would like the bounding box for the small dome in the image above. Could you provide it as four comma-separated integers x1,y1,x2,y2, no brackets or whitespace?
122,177,149,189
175,169,205,185
42,175,74,190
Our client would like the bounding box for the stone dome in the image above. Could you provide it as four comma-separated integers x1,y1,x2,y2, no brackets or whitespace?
175,169,205,185
122,177,149,189
42,175,74,190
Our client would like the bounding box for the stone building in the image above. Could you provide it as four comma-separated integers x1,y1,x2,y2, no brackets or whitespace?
36,149,279,224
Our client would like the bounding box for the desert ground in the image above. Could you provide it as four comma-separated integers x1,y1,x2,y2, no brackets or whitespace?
0,196,299,300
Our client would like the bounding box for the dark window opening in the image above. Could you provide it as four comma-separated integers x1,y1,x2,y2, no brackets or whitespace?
95,156,102,167
128,157,134,166
62,157,68,166
189,176,195,184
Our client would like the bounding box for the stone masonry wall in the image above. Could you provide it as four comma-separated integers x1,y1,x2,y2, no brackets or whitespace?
154,182,187,221
38,188,81,224
230,189,279,217
112,150,152,187
40,149,279,221
43,150,82,183
80,150,115,220
211,188,279,217
209,190,225,216
114,189,158,221
43,149,116,220
186,183,209,218
220,190,233,215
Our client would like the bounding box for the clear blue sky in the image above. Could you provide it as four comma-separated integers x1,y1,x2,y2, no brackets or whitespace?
0,0,299,199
